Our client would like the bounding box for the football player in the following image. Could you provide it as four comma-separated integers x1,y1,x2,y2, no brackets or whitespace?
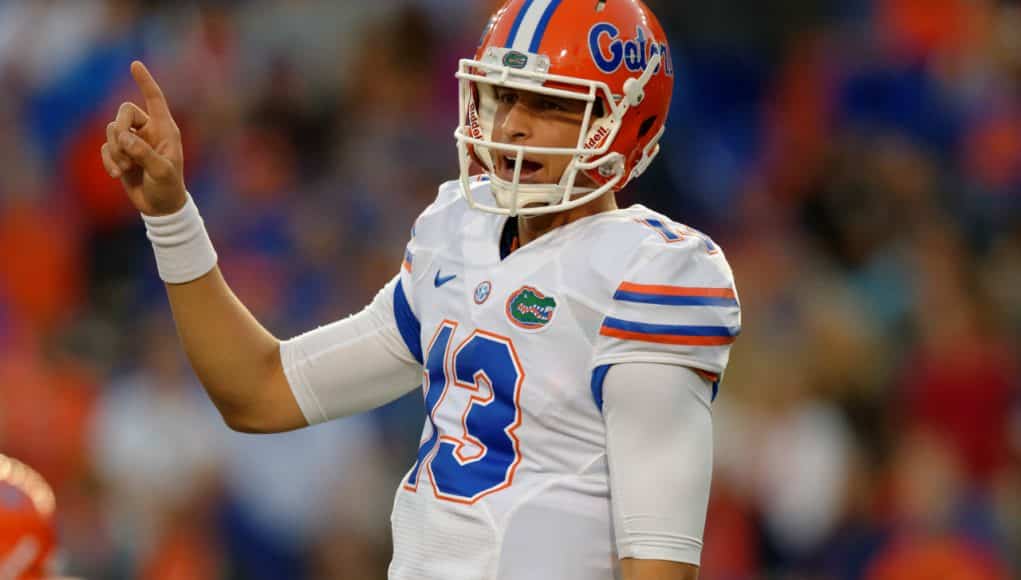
100,1,740,578
0,454,58,579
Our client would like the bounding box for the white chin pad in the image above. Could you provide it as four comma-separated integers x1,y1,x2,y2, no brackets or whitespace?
489,177,573,211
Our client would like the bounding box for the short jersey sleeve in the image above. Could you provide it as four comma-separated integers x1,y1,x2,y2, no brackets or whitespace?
591,221,741,381
395,227,421,363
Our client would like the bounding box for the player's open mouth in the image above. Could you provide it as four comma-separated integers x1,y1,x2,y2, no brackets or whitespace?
496,155,545,182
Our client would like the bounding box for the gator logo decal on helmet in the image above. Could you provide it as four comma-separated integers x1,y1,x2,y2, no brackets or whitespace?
502,50,530,69
506,286,557,330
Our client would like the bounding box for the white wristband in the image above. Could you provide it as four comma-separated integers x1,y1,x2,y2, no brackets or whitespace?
142,193,218,284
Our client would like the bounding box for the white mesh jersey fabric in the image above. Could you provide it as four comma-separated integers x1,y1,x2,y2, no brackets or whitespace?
388,179,739,579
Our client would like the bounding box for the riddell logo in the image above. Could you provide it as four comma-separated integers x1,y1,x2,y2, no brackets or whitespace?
584,125,610,151
468,105,484,139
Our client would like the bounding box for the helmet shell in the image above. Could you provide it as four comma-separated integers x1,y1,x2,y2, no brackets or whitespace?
0,456,57,579
475,0,674,190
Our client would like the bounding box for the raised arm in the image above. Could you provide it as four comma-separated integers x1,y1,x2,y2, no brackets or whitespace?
101,61,421,433
165,267,300,433
99,61,304,432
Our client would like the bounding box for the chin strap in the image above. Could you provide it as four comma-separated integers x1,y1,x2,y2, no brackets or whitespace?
629,125,665,181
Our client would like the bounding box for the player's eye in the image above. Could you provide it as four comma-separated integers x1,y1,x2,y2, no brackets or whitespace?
540,99,568,112
497,90,518,106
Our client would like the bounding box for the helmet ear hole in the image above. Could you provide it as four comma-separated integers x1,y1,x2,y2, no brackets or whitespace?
638,116,658,139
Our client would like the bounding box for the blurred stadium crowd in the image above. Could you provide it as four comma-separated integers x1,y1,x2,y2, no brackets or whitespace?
0,0,1019,578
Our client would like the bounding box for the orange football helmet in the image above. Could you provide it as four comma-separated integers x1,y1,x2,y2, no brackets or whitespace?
0,455,57,579
456,0,675,215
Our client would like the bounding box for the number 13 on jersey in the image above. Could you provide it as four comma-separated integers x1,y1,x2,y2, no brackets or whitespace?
404,320,525,504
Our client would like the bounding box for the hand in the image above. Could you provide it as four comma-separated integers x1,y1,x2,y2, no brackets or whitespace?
101,60,187,217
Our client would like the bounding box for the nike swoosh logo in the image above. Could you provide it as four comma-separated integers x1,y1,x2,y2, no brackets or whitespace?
434,271,457,288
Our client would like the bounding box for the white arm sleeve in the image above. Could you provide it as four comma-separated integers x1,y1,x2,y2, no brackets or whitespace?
603,363,713,566
280,275,423,424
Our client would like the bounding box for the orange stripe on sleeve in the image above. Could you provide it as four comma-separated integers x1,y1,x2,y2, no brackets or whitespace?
616,282,736,299
599,326,737,346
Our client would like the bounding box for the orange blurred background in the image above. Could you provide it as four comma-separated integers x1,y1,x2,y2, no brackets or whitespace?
0,0,1018,578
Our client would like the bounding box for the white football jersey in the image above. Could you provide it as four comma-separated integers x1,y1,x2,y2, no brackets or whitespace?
388,179,740,580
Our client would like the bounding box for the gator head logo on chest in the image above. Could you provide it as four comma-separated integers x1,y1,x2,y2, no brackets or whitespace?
506,286,557,331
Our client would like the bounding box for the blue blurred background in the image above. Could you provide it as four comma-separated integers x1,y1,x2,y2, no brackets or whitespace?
0,0,1019,578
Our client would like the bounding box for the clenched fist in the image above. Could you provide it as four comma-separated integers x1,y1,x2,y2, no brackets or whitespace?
100,61,186,217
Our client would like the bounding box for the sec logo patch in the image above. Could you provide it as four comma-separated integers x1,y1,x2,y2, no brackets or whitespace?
474,281,492,304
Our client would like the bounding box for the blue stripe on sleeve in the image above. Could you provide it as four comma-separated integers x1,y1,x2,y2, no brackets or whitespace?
602,317,741,338
393,280,423,365
590,364,612,413
612,291,740,307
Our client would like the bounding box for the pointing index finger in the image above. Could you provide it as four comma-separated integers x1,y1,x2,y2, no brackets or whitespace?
130,60,174,125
